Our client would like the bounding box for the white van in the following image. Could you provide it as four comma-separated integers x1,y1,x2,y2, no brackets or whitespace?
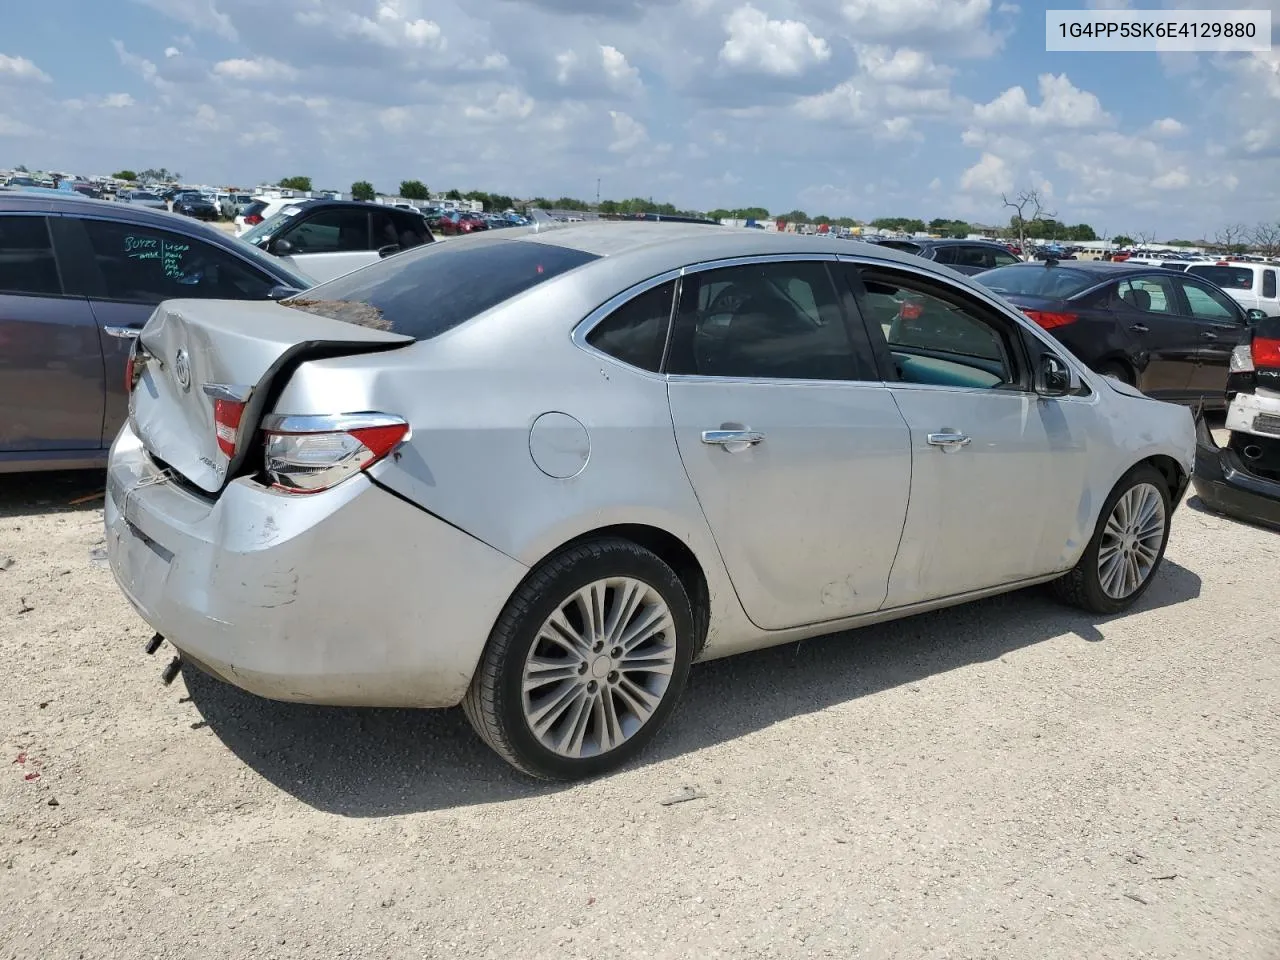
1185,260,1280,317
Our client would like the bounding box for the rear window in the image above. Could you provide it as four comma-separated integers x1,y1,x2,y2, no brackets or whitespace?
974,264,1096,299
1187,265,1254,290
876,240,923,255
285,238,600,339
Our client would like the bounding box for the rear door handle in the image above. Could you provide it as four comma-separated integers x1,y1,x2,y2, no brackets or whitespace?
701,430,765,447
1130,323,1150,333
928,432,972,450
103,325,141,340
1199,331,1218,341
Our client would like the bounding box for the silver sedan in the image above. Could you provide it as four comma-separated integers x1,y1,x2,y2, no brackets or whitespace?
106,223,1195,779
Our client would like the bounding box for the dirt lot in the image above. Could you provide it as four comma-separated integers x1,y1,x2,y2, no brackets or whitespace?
1,464,1278,960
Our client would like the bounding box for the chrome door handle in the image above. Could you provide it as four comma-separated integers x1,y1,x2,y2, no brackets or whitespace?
1130,323,1149,333
927,432,972,449
702,430,765,447
103,325,141,340
1200,331,1218,341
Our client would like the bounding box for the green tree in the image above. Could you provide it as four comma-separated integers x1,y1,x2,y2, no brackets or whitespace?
928,218,972,238
350,180,376,201
112,169,138,181
445,188,463,201
1112,234,1134,247
780,209,809,223
278,175,312,192
871,217,926,233
14,164,28,173
399,179,429,200
812,214,834,224
1065,223,1097,242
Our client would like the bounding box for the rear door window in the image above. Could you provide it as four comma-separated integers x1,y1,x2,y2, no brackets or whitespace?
953,246,993,270
1264,269,1277,299
930,245,957,265
0,215,61,296
78,218,277,303
1177,278,1242,322
1116,277,1178,315
287,238,600,339
279,208,370,253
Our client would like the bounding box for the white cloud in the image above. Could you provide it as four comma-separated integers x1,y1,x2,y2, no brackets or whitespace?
1152,168,1191,190
600,45,642,94
213,57,299,82
164,46,182,58
842,0,1004,56
295,3,445,50
1149,117,1185,136
136,0,237,40
102,93,136,108
960,152,1014,194
463,87,536,122
719,4,831,76
608,110,648,152
855,46,952,86
0,54,51,83
111,40,171,90
973,74,1110,128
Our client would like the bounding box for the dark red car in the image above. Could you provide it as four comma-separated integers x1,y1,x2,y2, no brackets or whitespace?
431,211,489,236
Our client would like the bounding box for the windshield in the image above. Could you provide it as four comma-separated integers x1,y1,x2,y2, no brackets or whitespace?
974,264,1097,299
240,208,301,245
132,192,161,201
1186,265,1254,290
284,237,600,340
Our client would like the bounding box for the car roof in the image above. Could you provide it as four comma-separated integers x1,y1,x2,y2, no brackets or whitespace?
497,220,940,275
991,260,1180,277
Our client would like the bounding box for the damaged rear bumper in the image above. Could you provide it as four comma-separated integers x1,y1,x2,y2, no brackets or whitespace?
1191,416,1280,531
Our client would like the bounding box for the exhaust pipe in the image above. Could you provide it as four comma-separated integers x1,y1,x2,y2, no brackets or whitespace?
1243,444,1264,461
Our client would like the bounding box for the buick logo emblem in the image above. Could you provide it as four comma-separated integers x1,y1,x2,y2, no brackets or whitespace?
173,348,191,390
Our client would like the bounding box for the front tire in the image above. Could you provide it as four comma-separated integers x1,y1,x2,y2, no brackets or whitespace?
463,538,695,780
1051,464,1172,615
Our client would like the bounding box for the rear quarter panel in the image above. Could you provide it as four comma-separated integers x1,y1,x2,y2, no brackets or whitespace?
269,272,749,654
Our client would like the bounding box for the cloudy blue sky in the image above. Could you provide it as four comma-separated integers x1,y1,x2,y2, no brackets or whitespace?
1,0,1278,237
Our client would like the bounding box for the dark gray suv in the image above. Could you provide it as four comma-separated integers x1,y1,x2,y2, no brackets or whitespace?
869,238,1023,276
0,192,309,473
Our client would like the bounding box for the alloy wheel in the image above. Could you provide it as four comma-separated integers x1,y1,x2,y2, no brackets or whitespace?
521,577,677,759
1097,482,1167,600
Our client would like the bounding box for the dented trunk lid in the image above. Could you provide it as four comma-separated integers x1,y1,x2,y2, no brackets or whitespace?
130,299,413,494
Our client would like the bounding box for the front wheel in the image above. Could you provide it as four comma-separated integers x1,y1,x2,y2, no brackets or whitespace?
463,538,695,780
1051,465,1172,615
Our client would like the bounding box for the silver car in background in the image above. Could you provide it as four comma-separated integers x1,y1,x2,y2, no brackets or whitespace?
106,224,1195,780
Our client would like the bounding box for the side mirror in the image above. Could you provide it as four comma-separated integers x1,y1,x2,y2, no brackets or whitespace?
1247,308,1267,323
376,243,401,259
266,284,302,301
1036,353,1078,398
271,238,293,256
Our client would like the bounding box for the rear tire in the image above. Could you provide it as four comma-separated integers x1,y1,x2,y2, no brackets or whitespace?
1050,464,1171,615
463,538,695,781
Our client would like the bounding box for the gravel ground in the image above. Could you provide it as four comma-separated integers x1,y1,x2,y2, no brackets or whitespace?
1,456,1277,960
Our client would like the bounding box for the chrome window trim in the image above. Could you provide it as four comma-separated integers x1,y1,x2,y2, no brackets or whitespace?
835,252,1099,404
569,267,683,378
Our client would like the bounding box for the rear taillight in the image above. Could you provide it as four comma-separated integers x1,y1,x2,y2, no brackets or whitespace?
213,399,246,458
1022,309,1078,330
244,214,263,226
260,414,409,494
1253,336,1280,368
